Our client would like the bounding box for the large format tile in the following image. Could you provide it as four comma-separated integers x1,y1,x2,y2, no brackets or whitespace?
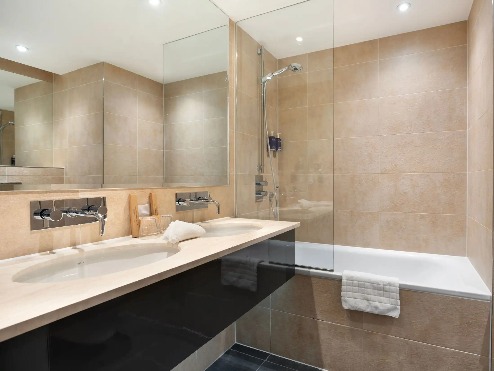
334,137,380,174
278,74,308,110
271,275,363,328
363,289,490,356
363,332,488,371
334,174,380,212
334,61,379,102
334,99,379,139
467,217,493,291
334,211,380,248
334,39,378,67
271,310,363,370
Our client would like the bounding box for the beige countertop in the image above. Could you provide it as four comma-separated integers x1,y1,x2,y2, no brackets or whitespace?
0,218,298,342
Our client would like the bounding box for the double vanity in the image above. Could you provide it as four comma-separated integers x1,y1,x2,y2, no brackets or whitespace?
0,218,298,370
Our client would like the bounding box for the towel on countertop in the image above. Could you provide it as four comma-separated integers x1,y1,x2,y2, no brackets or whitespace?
221,256,262,292
162,220,206,244
341,270,400,318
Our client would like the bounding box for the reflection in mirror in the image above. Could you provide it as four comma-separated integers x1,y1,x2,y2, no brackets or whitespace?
0,68,63,191
163,26,229,187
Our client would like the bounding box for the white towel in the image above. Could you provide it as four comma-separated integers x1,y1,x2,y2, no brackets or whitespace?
138,204,150,217
162,220,206,244
341,270,400,318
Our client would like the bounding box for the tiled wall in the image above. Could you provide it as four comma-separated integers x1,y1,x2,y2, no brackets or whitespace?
237,275,490,370
333,22,468,255
164,71,228,186
277,50,334,244
235,26,278,219
104,63,164,187
15,80,54,167
466,0,493,290
0,109,14,165
53,63,104,185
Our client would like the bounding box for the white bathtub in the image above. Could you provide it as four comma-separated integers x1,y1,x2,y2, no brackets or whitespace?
292,242,491,301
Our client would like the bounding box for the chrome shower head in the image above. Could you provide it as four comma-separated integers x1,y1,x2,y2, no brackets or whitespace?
262,62,304,84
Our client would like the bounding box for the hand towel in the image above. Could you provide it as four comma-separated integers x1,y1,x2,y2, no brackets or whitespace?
138,203,150,217
221,256,262,292
162,220,206,244
341,270,400,318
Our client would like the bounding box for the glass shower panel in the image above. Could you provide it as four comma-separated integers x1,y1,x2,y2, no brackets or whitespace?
235,0,334,271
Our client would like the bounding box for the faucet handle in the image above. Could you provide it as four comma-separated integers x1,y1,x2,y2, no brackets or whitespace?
34,208,64,222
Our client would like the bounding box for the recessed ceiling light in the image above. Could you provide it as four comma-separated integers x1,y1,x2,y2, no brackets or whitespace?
16,45,28,53
149,0,161,6
397,2,411,12
295,37,303,43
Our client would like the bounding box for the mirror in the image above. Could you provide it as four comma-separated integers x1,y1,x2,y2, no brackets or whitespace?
163,26,229,187
0,0,229,191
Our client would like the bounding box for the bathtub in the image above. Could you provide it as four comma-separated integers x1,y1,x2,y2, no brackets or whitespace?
291,242,491,301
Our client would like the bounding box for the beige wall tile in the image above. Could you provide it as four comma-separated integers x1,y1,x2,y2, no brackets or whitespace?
237,52,259,99
363,289,490,355
236,304,271,352
138,148,164,177
379,131,466,173
53,63,104,92
236,91,259,136
165,122,203,150
334,39,378,67
203,71,228,91
235,132,258,174
468,112,493,171
380,173,466,214
15,123,53,152
67,113,104,147
307,68,333,106
104,82,138,118
307,103,333,140
334,137,379,174
379,212,466,255
467,217,493,290
104,113,137,147
307,139,333,174
138,120,164,150
379,46,467,97
334,99,379,138
164,76,203,99
334,61,379,102
278,74,307,110
271,310,363,370
15,81,53,103
203,147,228,176
363,331,488,371
307,174,333,202
379,88,467,135
203,88,228,119
308,49,333,71
272,275,363,327
104,144,137,176
65,144,103,177
236,27,260,64
279,107,307,141
164,92,203,124
278,141,308,175
165,149,203,177
467,170,493,227
138,91,163,123
15,94,53,125
334,211,380,247
380,21,467,59
137,75,163,97
104,63,138,89
53,81,103,121
334,174,380,212
204,118,228,148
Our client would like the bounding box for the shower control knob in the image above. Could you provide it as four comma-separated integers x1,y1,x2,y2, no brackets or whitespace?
33,208,64,222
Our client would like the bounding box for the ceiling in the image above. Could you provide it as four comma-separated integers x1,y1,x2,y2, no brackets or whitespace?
0,0,474,85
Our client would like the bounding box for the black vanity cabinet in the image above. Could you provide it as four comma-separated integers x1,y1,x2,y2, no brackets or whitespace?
0,230,295,371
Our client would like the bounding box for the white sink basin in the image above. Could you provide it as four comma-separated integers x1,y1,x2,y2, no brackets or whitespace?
13,243,179,283
199,222,263,237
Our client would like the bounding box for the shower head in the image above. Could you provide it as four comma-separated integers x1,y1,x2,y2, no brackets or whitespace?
262,62,304,84
0,121,14,133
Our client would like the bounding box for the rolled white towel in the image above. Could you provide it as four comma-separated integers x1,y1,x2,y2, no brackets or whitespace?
162,220,206,244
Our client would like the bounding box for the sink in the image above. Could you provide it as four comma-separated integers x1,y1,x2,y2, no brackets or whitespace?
13,243,179,283
199,222,263,237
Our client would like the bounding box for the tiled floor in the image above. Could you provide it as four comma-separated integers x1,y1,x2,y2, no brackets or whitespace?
206,343,322,371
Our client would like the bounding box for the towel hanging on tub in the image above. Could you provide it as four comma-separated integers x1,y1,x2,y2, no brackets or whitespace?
341,270,400,318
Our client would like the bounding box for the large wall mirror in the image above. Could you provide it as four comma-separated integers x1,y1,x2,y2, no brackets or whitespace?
0,0,229,192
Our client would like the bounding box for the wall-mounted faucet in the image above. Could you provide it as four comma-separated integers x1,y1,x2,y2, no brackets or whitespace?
31,197,108,235
175,192,220,214
62,199,108,236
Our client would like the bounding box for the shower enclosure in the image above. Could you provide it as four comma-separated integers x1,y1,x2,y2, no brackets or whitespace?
235,0,335,272
0,111,14,165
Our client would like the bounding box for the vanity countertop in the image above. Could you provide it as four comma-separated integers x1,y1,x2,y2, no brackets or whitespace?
0,218,299,342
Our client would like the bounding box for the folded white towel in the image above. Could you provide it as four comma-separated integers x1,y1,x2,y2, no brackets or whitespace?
162,220,206,244
341,270,400,318
138,204,150,217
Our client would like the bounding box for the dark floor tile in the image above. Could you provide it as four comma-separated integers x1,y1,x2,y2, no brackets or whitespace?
232,343,270,360
258,361,292,370
267,354,321,371
206,350,264,371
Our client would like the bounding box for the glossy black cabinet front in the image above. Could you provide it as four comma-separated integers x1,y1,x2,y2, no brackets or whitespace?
0,230,295,371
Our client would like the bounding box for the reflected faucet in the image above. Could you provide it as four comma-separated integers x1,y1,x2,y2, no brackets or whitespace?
189,195,221,214
176,193,221,214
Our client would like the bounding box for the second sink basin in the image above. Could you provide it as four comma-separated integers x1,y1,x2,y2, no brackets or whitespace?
199,222,263,237
13,243,179,284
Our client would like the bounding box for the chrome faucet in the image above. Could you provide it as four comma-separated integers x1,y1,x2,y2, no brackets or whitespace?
176,192,220,214
189,195,221,214
62,201,108,236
